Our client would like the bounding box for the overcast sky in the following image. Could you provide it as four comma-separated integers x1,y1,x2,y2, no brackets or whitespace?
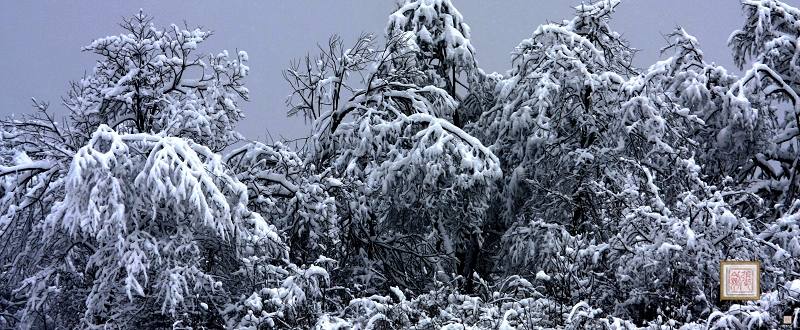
0,1,748,141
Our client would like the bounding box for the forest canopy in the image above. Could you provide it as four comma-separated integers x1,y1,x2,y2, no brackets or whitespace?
2,0,800,329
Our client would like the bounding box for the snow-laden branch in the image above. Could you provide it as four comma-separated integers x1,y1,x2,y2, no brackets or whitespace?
0,160,52,177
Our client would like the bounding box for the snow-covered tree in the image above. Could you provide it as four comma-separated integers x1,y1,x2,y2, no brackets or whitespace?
0,12,334,329
15,125,279,327
7,124,335,329
728,0,800,211
66,10,249,151
386,0,476,101
620,28,765,184
285,3,501,292
325,84,500,290
471,0,636,233
284,33,375,124
0,100,77,323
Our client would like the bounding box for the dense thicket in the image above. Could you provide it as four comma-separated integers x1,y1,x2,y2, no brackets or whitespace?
2,1,800,329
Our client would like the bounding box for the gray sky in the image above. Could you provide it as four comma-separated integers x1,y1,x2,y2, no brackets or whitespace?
0,1,747,142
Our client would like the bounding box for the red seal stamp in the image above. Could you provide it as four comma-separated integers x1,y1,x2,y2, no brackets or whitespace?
720,261,760,301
